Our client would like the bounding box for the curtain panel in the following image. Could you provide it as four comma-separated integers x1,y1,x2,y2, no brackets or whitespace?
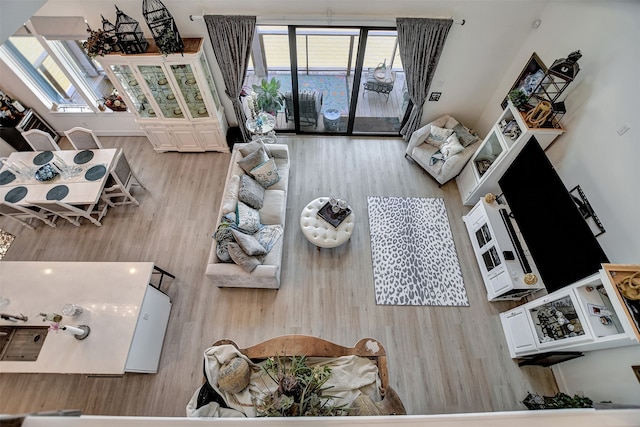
204,15,256,141
396,18,452,141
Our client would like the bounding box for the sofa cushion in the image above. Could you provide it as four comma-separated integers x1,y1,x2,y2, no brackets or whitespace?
440,134,465,159
251,158,280,188
221,174,241,215
267,158,288,191
452,123,478,147
238,174,265,210
426,126,454,148
231,229,267,256
259,190,286,225
237,146,268,174
239,139,271,157
236,201,262,233
254,224,284,252
228,242,262,272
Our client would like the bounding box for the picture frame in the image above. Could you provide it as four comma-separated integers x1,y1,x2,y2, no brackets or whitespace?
501,52,547,110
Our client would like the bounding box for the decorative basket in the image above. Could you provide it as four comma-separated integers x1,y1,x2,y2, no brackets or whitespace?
217,357,251,394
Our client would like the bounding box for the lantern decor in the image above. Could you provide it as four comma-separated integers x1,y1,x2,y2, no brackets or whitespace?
142,0,184,56
526,50,582,128
114,5,149,54
101,15,120,53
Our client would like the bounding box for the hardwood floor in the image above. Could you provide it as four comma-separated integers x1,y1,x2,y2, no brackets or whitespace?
0,135,557,417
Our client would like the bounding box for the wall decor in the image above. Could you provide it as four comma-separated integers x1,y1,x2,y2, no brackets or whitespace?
114,5,149,54
501,52,547,110
142,0,184,56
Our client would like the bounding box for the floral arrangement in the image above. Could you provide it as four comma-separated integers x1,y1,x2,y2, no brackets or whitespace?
104,89,127,112
254,355,348,417
81,27,114,58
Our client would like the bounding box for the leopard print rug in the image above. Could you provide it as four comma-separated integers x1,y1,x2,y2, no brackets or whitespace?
367,196,469,306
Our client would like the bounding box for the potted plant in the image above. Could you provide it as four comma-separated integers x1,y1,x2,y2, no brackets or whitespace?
251,77,284,115
82,26,114,59
508,89,529,110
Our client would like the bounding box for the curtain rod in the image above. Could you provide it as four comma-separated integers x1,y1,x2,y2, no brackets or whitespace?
189,14,465,26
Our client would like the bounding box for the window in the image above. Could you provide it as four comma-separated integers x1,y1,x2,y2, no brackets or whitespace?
0,19,116,113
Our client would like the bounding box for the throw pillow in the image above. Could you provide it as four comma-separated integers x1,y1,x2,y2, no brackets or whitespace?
425,126,454,148
228,242,262,273
237,146,269,174
239,139,271,157
214,219,235,263
221,175,241,215
452,123,477,147
250,158,280,188
236,201,261,233
238,174,265,210
440,134,465,159
231,229,267,256
253,224,284,252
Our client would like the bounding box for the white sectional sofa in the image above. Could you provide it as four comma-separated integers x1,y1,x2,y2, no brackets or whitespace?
206,142,289,289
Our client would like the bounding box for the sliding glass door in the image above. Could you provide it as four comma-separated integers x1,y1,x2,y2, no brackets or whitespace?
244,25,407,136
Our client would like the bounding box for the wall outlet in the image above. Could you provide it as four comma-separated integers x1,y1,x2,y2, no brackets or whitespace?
429,92,442,102
617,123,630,136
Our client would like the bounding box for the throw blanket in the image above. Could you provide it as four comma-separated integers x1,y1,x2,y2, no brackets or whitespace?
186,344,382,417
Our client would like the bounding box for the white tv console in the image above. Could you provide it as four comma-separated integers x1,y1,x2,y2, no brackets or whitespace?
463,196,545,301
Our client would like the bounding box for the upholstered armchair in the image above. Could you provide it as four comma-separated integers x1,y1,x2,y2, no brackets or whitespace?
284,90,323,127
405,115,482,186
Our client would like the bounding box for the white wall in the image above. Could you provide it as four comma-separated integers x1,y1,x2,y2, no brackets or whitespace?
476,1,640,405
3,0,547,133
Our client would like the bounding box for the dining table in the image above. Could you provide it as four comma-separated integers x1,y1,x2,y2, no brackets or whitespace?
0,148,117,208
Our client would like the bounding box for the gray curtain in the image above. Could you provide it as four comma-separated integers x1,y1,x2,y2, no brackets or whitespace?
204,15,256,141
396,18,452,141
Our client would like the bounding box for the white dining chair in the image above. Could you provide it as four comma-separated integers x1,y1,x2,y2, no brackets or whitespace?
21,129,62,151
30,200,102,227
101,149,145,208
63,127,104,150
0,201,56,229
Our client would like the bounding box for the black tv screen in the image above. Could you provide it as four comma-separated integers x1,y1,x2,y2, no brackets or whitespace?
498,137,608,293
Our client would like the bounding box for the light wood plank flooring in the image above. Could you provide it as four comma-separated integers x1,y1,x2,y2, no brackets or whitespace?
0,135,557,417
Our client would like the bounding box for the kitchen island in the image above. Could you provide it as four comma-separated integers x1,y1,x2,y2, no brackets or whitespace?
0,262,171,374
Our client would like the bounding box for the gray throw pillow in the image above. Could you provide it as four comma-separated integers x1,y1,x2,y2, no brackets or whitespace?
237,146,269,174
452,123,477,147
228,242,261,272
253,224,283,252
231,229,267,256
239,140,271,157
238,174,265,210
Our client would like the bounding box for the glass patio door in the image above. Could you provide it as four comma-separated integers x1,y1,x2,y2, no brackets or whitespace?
244,26,406,135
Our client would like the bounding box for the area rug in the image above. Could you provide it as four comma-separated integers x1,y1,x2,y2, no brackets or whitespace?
273,74,350,114
367,196,469,306
337,116,401,133
0,229,15,260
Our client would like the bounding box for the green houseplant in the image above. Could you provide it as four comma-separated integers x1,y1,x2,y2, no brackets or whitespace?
508,89,529,110
251,77,284,115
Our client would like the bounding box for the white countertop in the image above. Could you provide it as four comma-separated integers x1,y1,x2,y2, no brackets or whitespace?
0,261,155,374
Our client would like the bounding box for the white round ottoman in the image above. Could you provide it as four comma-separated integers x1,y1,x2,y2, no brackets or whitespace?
300,197,355,249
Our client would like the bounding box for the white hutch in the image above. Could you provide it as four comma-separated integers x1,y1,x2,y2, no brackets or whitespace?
456,101,564,206
98,38,228,153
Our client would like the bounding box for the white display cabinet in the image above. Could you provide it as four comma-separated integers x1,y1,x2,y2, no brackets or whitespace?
98,38,228,153
500,266,640,358
463,197,545,301
456,101,564,206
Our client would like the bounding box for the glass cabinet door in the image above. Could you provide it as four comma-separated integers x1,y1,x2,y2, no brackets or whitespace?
200,55,221,111
473,132,505,179
528,293,586,345
137,65,182,119
170,64,208,119
109,65,153,118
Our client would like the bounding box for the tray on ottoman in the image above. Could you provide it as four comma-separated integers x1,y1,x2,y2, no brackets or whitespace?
317,201,352,228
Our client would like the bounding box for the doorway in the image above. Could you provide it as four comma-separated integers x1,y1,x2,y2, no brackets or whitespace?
244,26,407,136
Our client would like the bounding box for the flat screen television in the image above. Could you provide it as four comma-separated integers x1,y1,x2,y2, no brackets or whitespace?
498,137,608,293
